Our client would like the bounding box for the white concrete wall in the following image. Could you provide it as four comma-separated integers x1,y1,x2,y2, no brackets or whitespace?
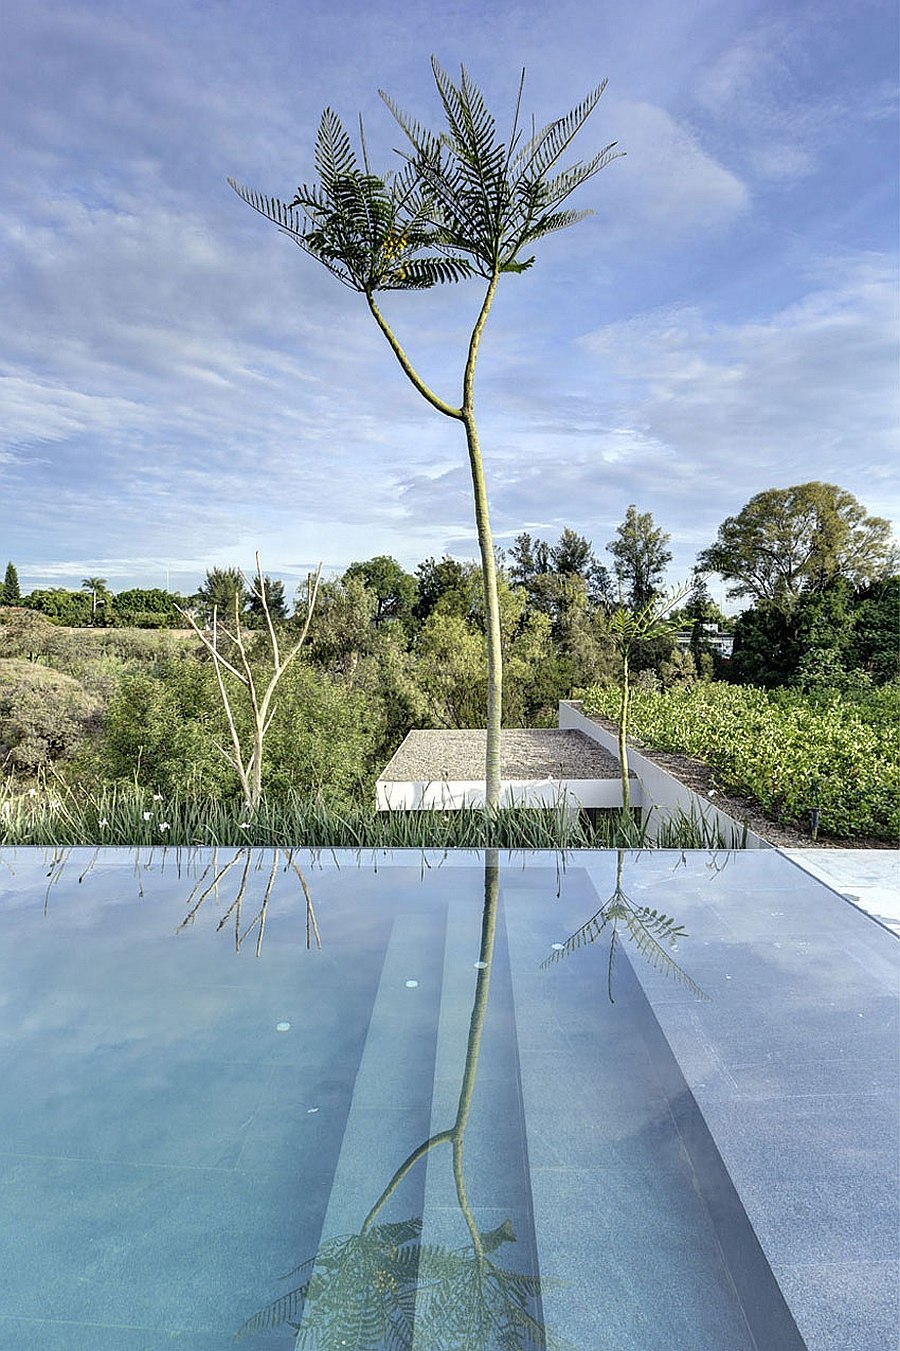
375,775,636,813
558,700,769,849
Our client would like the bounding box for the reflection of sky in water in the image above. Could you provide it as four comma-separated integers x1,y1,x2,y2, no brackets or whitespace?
0,847,840,1350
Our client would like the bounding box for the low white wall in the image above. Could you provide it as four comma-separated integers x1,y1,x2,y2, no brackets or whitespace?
376,775,637,813
558,700,769,849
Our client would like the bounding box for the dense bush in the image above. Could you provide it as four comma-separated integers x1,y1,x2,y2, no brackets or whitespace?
0,659,100,772
582,679,899,841
89,656,382,804
91,660,233,797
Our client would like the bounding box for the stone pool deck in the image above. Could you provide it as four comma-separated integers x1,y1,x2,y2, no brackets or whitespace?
783,849,900,936
584,849,899,1351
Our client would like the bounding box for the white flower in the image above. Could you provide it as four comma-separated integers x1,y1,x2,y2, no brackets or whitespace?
28,787,38,797
142,811,152,821
153,793,163,801
159,822,170,832
239,822,250,829
98,818,109,827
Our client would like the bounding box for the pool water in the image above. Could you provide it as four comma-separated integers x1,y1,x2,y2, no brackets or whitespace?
0,848,799,1349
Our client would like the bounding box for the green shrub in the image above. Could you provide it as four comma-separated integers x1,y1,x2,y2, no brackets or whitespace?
92,660,233,797
0,658,100,773
582,680,899,841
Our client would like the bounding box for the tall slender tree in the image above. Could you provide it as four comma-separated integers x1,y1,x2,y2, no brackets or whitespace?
230,59,620,807
81,576,108,624
607,505,672,611
2,562,21,605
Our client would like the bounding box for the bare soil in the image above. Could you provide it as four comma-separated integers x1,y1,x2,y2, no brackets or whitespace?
590,716,894,850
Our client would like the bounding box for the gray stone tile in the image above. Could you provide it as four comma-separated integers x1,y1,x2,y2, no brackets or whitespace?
0,1154,301,1336
773,1259,900,1351
530,1166,757,1351
698,1093,899,1266
0,1321,266,1350
0,1048,275,1169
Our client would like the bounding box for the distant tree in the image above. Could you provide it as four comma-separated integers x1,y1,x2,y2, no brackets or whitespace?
81,576,109,624
680,573,727,668
697,482,898,609
506,533,550,594
729,598,811,689
607,506,672,611
413,556,471,623
551,528,613,608
247,576,287,621
730,574,900,688
230,59,620,807
548,526,588,575
344,556,416,627
508,528,612,615
608,588,685,809
305,575,378,674
415,611,486,728
195,568,247,624
24,588,93,626
111,588,180,628
848,576,900,683
2,563,21,604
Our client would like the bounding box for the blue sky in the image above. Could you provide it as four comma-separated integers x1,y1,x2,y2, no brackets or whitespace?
2,0,897,605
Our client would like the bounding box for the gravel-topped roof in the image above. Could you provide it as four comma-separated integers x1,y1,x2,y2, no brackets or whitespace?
379,728,626,782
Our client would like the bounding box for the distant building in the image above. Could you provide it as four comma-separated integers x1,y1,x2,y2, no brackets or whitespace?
674,624,734,659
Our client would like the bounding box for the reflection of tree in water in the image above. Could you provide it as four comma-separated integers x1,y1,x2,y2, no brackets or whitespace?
541,850,707,1003
177,847,321,954
38,846,322,954
238,853,563,1351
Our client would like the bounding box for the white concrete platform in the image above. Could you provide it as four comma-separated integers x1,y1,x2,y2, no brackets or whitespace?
376,728,635,813
782,850,900,937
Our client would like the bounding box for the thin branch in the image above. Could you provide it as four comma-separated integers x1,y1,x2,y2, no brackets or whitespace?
366,293,462,419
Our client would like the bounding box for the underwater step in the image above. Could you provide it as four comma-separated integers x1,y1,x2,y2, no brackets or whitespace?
411,891,542,1349
504,872,761,1351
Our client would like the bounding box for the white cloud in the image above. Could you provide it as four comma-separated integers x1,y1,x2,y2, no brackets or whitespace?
692,10,899,184
581,253,900,524
599,99,750,236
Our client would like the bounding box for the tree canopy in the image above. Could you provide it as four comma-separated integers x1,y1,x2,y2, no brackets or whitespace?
344,556,416,626
607,505,672,611
195,567,247,623
697,482,898,608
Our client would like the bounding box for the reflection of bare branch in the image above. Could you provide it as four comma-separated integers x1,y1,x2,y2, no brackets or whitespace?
285,851,322,950
176,848,322,954
177,852,244,933
237,851,279,957
216,851,254,949
43,847,70,914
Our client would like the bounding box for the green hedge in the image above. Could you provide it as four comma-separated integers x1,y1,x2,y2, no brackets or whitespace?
582,681,900,841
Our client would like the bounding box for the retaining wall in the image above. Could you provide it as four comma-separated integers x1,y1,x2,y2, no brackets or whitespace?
558,700,770,849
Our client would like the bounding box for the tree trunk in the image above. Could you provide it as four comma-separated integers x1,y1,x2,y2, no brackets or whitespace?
463,413,502,811
618,654,630,811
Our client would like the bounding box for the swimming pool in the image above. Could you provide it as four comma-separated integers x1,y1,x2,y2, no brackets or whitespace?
0,847,895,1349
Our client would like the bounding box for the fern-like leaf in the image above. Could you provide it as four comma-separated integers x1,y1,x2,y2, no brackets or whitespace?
314,108,359,193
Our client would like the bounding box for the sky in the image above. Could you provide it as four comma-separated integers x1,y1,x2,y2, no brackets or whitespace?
2,0,898,606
